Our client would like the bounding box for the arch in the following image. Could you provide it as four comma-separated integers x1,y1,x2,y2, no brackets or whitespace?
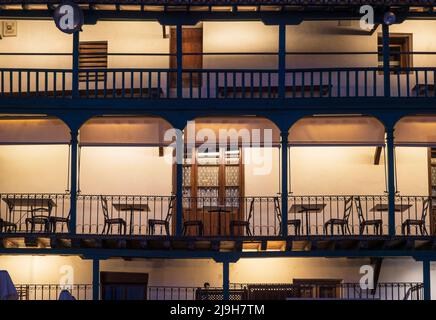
394,115,436,147
78,115,174,147
0,114,71,145
288,115,386,146
183,116,281,147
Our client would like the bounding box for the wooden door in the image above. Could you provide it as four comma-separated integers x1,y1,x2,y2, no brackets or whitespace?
178,147,245,236
169,27,203,88
100,272,148,300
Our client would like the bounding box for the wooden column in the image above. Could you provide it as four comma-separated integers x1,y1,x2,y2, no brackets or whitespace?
92,259,100,301
69,130,78,234
176,24,183,98
278,23,286,99
72,31,80,98
281,131,289,237
386,125,396,236
382,23,391,97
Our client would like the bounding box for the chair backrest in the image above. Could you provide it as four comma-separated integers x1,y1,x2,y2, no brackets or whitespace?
273,197,282,223
354,197,365,224
100,196,110,221
165,196,175,223
421,198,430,221
342,197,354,221
246,198,255,222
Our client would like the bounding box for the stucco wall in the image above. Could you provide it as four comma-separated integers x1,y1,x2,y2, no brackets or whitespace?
1,255,435,299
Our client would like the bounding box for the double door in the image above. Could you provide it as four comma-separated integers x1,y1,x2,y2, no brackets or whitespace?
181,147,244,236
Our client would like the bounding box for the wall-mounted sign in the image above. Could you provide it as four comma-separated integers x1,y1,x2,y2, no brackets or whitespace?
2,21,17,37
53,2,84,34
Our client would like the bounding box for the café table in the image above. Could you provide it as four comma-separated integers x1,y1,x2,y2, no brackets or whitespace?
2,198,56,231
289,203,327,235
112,203,150,235
208,206,232,236
370,204,412,213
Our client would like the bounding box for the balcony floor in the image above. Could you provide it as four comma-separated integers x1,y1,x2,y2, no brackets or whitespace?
1,233,436,258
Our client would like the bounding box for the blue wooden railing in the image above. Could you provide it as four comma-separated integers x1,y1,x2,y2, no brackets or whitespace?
1,67,435,99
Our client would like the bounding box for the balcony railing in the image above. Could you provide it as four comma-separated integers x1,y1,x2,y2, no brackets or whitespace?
2,66,436,100
76,194,175,236
15,284,92,300
230,282,424,300
0,193,70,233
0,193,431,237
14,282,423,300
182,196,280,237
287,195,431,236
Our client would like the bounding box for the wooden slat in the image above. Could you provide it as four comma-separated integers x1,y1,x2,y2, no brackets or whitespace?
79,41,108,83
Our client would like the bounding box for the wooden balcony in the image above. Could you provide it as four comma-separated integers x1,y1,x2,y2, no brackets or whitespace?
13,282,424,300
1,67,436,101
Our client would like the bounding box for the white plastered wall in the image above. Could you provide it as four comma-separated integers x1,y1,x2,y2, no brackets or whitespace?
1,255,435,299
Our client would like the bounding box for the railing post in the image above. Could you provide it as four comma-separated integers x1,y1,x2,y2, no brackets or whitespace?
386,125,396,236
382,23,391,97
92,259,100,301
176,24,183,99
72,31,80,98
278,23,286,99
69,130,78,234
222,260,230,300
281,130,289,237
423,259,431,300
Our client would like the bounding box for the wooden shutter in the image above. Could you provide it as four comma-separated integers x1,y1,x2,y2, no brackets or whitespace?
79,41,108,82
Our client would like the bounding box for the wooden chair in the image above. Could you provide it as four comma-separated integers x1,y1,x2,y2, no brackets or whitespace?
401,198,429,235
183,220,204,236
276,197,302,235
324,197,353,235
49,211,71,233
355,197,383,235
230,198,254,236
0,218,17,233
101,196,127,235
148,196,175,236
25,207,50,233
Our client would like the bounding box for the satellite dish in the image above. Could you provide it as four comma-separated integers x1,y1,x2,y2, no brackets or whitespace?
383,12,396,25
53,2,84,34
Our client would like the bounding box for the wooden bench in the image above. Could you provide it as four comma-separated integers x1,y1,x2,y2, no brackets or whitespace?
218,85,332,98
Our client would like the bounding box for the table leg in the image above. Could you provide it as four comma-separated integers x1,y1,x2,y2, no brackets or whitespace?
305,211,310,235
130,210,134,235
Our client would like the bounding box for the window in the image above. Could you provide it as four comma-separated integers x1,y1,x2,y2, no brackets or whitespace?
78,41,108,82
377,33,413,73
293,279,342,299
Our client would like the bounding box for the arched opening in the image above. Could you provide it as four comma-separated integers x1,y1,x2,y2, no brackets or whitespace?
287,115,387,236
77,115,174,236
181,116,281,237
0,114,71,233
394,115,436,235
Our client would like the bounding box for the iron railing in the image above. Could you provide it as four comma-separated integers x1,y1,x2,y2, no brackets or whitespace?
231,282,424,300
2,66,436,99
0,193,70,233
14,283,423,300
0,194,430,237
76,194,175,236
287,195,431,236
15,284,92,300
182,196,280,237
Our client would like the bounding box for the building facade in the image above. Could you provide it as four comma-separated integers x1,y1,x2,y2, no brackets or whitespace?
0,0,436,300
